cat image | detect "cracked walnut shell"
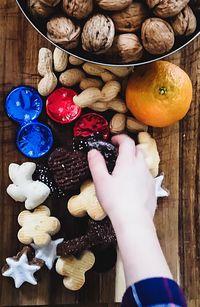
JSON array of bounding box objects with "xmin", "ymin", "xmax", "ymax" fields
[
  {"xmin": 82, "ymin": 14, "xmax": 115, "ymax": 54},
  {"xmin": 146, "ymin": 0, "xmax": 190, "ymax": 17},
  {"xmin": 105, "ymin": 34, "xmax": 143, "ymax": 64},
  {"xmin": 47, "ymin": 16, "xmax": 81, "ymax": 49},
  {"xmin": 112, "ymin": 2, "xmax": 149, "ymax": 33},
  {"xmin": 170, "ymin": 5, "xmax": 197, "ymax": 36},
  {"xmin": 63, "ymin": 0, "xmax": 93, "ymax": 19},
  {"xmin": 28, "ymin": 0, "xmax": 54, "ymax": 18},
  {"xmin": 141, "ymin": 18, "xmax": 175, "ymax": 55},
  {"xmin": 96, "ymin": 0, "xmax": 132, "ymax": 11}
]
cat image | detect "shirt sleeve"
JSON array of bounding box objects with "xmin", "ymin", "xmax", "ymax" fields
[{"xmin": 121, "ymin": 277, "xmax": 187, "ymax": 307}]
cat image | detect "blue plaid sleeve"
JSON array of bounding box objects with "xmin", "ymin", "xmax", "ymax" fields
[{"xmin": 121, "ymin": 277, "xmax": 187, "ymax": 307}]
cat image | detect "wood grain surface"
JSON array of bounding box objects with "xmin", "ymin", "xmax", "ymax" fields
[{"xmin": 0, "ymin": 1, "xmax": 200, "ymax": 306}]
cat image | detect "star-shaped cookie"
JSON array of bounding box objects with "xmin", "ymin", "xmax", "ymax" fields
[
  {"xmin": 155, "ymin": 175, "xmax": 169, "ymax": 198},
  {"xmin": 1, "ymin": 246, "xmax": 44, "ymax": 288},
  {"xmin": 31, "ymin": 238, "xmax": 64, "ymax": 270}
]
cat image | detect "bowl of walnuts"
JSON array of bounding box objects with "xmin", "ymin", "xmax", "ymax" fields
[{"xmin": 16, "ymin": 0, "xmax": 200, "ymax": 66}]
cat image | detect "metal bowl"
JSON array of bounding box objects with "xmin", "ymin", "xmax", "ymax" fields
[{"xmin": 16, "ymin": 0, "xmax": 200, "ymax": 67}]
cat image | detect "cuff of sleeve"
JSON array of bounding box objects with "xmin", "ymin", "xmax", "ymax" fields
[{"xmin": 121, "ymin": 277, "xmax": 187, "ymax": 307}]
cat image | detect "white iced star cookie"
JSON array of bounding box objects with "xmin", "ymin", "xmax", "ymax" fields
[
  {"xmin": 149, "ymin": 175, "xmax": 169, "ymax": 217},
  {"xmin": 155, "ymin": 175, "xmax": 169, "ymax": 198},
  {"xmin": 31, "ymin": 238, "xmax": 64, "ymax": 270},
  {"xmin": 1, "ymin": 246, "xmax": 44, "ymax": 288}
]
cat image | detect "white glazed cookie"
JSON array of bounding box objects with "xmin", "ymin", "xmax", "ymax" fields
[
  {"xmin": 1, "ymin": 246, "xmax": 44, "ymax": 288},
  {"xmin": 155, "ymin": 175, "xmax": 169, "ymax": 198},
  {"xmin": 31, "ymin": 238, "xmax": 64, "ymax": 269},
  {"xmin": 7, "ymin": 162, "xmax": 50, "ymax": 210}
]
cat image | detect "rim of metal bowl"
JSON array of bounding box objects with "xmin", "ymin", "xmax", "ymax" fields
[{"xmin": 16, "ymin": 0, "xmax": 200, "ymax": 67}]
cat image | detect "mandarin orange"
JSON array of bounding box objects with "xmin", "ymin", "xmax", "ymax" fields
[{"xmin": 126, "ymin": 61, "xmax": 193, "ymax": 127}]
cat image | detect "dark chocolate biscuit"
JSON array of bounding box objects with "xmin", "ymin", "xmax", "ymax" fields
[
  {"xmin": 57, "ymin": 217, "xmax": 117, "ymax": 257},
  {"xmin": 33, "ymin": 164, "xmax": 67, "ymax": 198},
  {"xmin": 73, "ymin": 134, "xmax": 118, "ymax": 173},
  {"xmin": 92, "ymin": 245, "xmax": 117, "ymax": 273},
  {"xmin": 87, "ymin": 218, "xmax": 116, "ymax": 246},
  {"xmin": 48, "ymin": 148, "xmax": 90, "ymax": 192}
]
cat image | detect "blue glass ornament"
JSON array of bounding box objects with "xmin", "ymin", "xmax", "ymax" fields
[{"xmin": 5, "ymin": 86, "xmax": 53, "ymax": 158}]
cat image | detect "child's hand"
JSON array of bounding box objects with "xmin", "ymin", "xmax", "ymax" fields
[
  {"xmin": 88, "ymin": 135, "xmax": 173, "ymax": 285},
  {"xmin": 88, "ymin": 134, "xmax": 157, "ymax": 227}
]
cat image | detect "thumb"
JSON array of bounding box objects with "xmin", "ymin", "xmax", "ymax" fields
[{"xmin": 88, "ymin": 149, "xmax": 110, "ymax": 185}]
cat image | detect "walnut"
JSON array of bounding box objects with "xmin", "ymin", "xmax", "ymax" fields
[
  {"xmin": 28, "ymin": 0, "xmax": 54, "ymax": 18},
  {"xmin": 170, "ymin": 5, "xmax": 197, "ymax": 36},
  {"xmin": 63, "ymin": 0, "xmax": 93, "ymax": 19},
  {"xmin": 105, "ymin": 34, "xmax": 143, "ymax": 64},
  {"xmin": 96, "ymin": 0, "xmax": 132, "ymax": 11},
  {"xmin": 47, "ymin": 16, "xmax": 81, "ymax": 49},
  {"xmin": 40, "ymin": 0, "xmax": 61, "ymax": 6},
  {"xmin": 141, "ymin": 18, "xmax": 175, "ymax": 55},
  {"xmin": 146, "ymin": 0, "xmax": 190, "ymax": 17},
  {"xmin": 112, "ymin": 3, "xmax": 149, "ymax": 33},
  {"xmin": 81, "ymin": 14, "xmax": 115, "ymax": 54}
]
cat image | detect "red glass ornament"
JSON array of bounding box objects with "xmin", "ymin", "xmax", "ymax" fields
[
  {"xmin": 46, "ymin": 87, "xmax": 81, "ymax": 124},
  {"xmin": 73, "ymin": 113, "xmax": 110, "ymax": 140}
]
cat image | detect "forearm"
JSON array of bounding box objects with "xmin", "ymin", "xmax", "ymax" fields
[{"xmin": 111, "ymin": 210, "xmax": 172, "ymax": 287}]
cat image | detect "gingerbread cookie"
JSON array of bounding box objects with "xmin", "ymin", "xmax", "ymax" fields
[
  {"xmin": 57, "ymin": 217, "xmax": 117, "ymax": 257},
  {"xmin": 7, "ymin": 162, "xmax": 50, "ymax": 210},
  {"xmin": 18, "ymin": 205, "xmax": 60, "ymax": 247},
  {"xmin": 48, "ymin": 148, "xmax": 90, "ymax": 192},
  {"xmin": 73, "ymin": 134, "xmax": 118, "ymax": 173},
  {"xmin": 68, "ymin": 180, "xmax": 106, "ymax": 221},
  {"xmin": 137, "ymin": 132, "xmax": 160, "ymax": 177},
  {"xmin": 56, "ymin": 250, "xmax": 95, "ymax": 291},
  {"xmin": 1, "ymin": 246, "xmax": 44, "ymax": 288}
]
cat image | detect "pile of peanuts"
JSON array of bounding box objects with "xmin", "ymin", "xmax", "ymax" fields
[{"xmin": 37, "ymin": 47, "xmax": 148, "ymax": 134}]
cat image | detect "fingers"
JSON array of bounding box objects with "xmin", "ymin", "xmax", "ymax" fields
[
  {"xmin": 136, "ymin": 146, "xmax": 154, "ymax": 178},
  {"xmin": 112, "ymin": 134, "xmax": 136, "ymax": 156},
  {"xmin": 112, "ymin": 134, "xmax": 136, "ymax": 166},
  {"xmin": 136, "ymin": 146, "xmax": 145, "ymax": 160},
  {"xmin": 88, "ymin": 149, "xmax": 110, "ymax": 185}
]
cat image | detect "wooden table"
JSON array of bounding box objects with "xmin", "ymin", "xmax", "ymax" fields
[{"xmin": 0, "ymin": 1, "xmax": 200, "ymax": 306}]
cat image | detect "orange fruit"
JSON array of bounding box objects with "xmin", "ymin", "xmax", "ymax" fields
[{"xmin": 126, "ymin": 61, "xmax": 193, "ymax": 127}]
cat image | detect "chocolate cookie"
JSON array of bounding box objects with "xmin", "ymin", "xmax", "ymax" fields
[
  {"xmin": 73, "ymin": 134, "xmax": 118, "ymax": 173},
  {"xmin": 92, "ymin": 245, "xmax": 117, "ymax": 273},
  {"xmin": 33, "ymin": 164, "xmax": 67, "ymax": 197},
  {"xmin": 48, "ymin": 148, "xmax": 90, "ymax": 192},
  {"xmin": 2, "ymin": 246, "xmax": 44, "ymax": 288},
  {"xmin": 57, "ymin": 217, "xmax": 117, "ymax": 257},
  {"xmin": 87, "ymin": 218, "xmax": 116, "ymax": 246}
]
